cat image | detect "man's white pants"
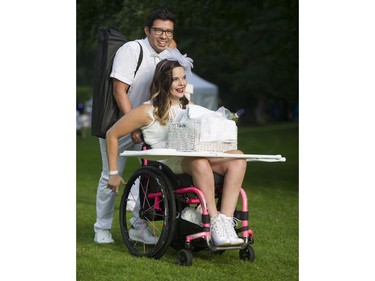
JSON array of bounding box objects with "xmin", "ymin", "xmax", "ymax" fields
[{"xmin": 94, "ymin": 135, "xmax": 142, "ymax": 232}]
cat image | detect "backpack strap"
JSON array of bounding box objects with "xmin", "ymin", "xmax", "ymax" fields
[
  {"xmin": 134, "ymin": 41, "xmax": 143, "ymax": 77},
  {"xmin": 126, "ymin": 42, "xmax": 143, "ymax": 94}
]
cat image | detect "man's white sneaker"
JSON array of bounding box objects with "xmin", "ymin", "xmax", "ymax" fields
[
  {"xmin": 94, "ymin": 229, "xmax": 115, "ymax": 244},
  {"xmin": 210, "ymin": 216, "xmax": 231, "ymax": 246},
  {"xmin": 219, "ymin": 213, "xmax": 244, "ymax": 246},
  {"xmin": 128, "ymin": 227, "xmax": 158, "ymax": 244}
]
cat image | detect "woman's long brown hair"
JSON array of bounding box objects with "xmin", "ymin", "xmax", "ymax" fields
[{"xmin": 149, "ymin": 59, "xmax": 189, "ymax": 125}]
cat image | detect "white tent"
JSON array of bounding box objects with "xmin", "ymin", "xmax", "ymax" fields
[{"xmin": 186, "ymin": 72, "xmax": 219, "ymax": 110}]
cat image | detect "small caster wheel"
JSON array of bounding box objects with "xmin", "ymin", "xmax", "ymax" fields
[
  {"xmin": 177, "ymin": 249, "xmax": 193, "ymax": 266},
  {"xmin": 239, "ymin": 245, "xmax": 255, "ymax": 262}
]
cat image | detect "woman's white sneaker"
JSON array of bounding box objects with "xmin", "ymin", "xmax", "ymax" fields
[
  {"xmin": 219, "ymin": 214, "xmax": 244, "ymax": 246},
  {"xmin": 210, "ymin": 216, "xmax": 231, "ymax": 246}
]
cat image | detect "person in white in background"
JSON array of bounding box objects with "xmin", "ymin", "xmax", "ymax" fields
[{"xmin": 78, "ymin": 109, "xmax": 90, "ymax": 138}]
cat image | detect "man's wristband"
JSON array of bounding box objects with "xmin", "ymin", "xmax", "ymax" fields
[{"xmin": 109, "ymin": 170, "xmax": 119, "ymax": 176}]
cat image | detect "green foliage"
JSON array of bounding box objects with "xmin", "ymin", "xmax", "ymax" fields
[
  {"xmin": 76, "ymin": 0, "xmax": 298, "ymax": 120},
  {"xmin": 77, "ymin": 86, "xmax": 93, "ymax": 105},
  {"xmin": 76, "ymin": 122, "xmax": 298, "ymax": 280}
]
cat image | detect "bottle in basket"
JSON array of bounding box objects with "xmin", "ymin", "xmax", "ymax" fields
[{"xmin": 230, "ymin": 108, "xmax": 245, "ymax": 123}]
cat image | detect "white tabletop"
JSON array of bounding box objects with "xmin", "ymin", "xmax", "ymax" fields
[{"xmin": 120, "ymin": 148, "xmax": 286, "ymax": 163}]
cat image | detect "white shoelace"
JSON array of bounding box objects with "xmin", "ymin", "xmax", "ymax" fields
[
  {"xmin": 221, "ymin": 215, "xmax": 239, "ymax": 238},
  {"xmin": 211, "ymin": 216, "xmax": 226, "ymax": 237}
]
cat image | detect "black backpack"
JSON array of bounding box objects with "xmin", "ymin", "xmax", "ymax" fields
[{"xmin": 91, "ymin": 27, "xmax": 143, "ymax": 138}]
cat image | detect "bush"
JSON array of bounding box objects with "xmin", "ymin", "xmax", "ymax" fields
[{"xmin": 77, "ymin": 85, "xmax": 93, "ymax": 104}]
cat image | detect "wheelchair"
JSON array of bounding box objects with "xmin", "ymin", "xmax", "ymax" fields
[{"xmin": 119, "ymin": 150, "xmax": 255, "ymax": 266}]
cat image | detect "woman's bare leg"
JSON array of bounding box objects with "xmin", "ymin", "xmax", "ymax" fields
[
  {"xmin": 209, "ymin": 150, "xmax": 247, "ymax": 217},
  {"xmin": 181, "ymin": 157, "xmax": 219, "ymax": 218}
]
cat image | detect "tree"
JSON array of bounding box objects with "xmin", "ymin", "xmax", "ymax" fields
[{"xmin": 77, "ymin": 0, "xmax": 298, "ymax": 124}]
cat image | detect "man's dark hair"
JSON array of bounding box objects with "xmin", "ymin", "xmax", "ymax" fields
[{"xmin": 145, "ymin": 8, "xmax": 176, "ymax": 28}]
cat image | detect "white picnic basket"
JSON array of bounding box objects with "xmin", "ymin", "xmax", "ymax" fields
[{"xmin": 167, "ymin": 120, "xmax": 237, "ymax": 152}]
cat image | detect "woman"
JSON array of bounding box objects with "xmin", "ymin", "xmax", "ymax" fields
[{"xmin": 106, "ymin": 50, "xmax": 246, "ymax": 246}]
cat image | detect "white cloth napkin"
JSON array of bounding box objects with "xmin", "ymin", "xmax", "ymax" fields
[
  {"xmin": 187, "ymin": 104, "xmax": 222, "ymax": 119},
  {"xmin": 199, "ymin": 117, "xmax": 237, "ymax": 142},
  {"xmin": 173, "ymin": 104, "xmax": 237, "ymax": 142}
]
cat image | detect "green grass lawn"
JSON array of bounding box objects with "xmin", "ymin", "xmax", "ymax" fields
[{"xmin": 76, "ymin": 122, "xmax": 298, "ymax": 281}]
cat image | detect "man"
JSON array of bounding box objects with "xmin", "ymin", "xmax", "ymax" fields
[{"xmin": 94, "ymin": 8, "xmax": 177, "ymax": 244}]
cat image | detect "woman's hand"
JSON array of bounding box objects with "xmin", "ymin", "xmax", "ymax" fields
[
  {"xmin": 107, "ymin": 174, "xmax": 126, "ymax": 195},
  {"xmin": 131, "ymin": 129, "xmax": 143, "ymax": 144}
]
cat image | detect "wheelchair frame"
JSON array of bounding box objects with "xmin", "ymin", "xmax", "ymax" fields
[{"xmin": 119, "ymin": 154, "xmax": 255, "ymax": 266}]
